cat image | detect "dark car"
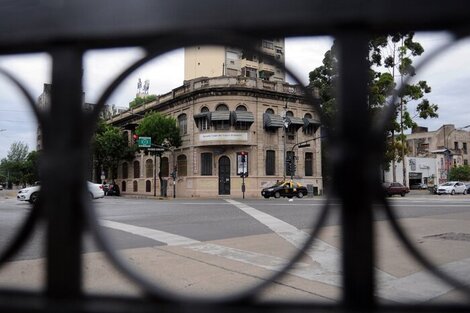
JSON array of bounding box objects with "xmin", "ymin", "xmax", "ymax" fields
[
  {"xmin": 106, "ymin": 183, "xmax": 120, "ymax": 196},
  {"xmin": 261, "ymin": 180, "xmax": 308, "ymax": 199},
  {"xmin": 383, "ymin": 182, "xmax": 410, "ymax": 197}
]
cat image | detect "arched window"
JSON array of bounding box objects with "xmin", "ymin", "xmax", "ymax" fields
[
  {"xmin": 214, "ymin": 103, "xmax": 230, "ymax": 130},
  {"xmin": 286, "ymin": 110, "xmax": 293, "ymax": 117},
  {"xmin": 265, "ymin": 108, "xmax": 274, "ymax": 114},
  {"xmin": 133, "ymin": 161, "xmax": 140, "ymax": 178},
  {"xmin": 145, "ymin": 159, "xmax": 153, "ymax": 178},
  {"xmin": 236, "ymin": 104, "xmax": 247, "ymax": 111},
  {"xmin": 122, "ymin": 162, "xmax": 128, "ymax": 179},
  {"xmin": 177, "ymin": 155, "xmax": 187, "ymax": 176},
  {"xmin": 216, "ymin": 103, "xmax": 229, "ymax": 111},
  {"xmin": 178, "ymin": 113, "xmax": 187, "ymax": 135},
  {"xmin": 303, "ymin": 113, "xmax": 318, "ymax": 136},
  {"xmin": 133, "ymin": 180, "xmax": 138, "ymax": 192},
  {"xmin": 146, "ymin": 180, "xmax": 151, "ymax": 192},
  {"xmin": 201, "ymin": 106, "xmax": 209, "ymax": 112},
  {"xmin": 161, "ymin": 157, "xmax": 169, "ymax": 177},
  {"xmin": 121, "ymin": 181, "xmax": 126, "ymax": 192}
]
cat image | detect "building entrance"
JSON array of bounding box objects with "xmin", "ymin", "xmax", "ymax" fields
[{"xmin": 218, "ymin": 156, "xmax": 231, "ymax": 195}]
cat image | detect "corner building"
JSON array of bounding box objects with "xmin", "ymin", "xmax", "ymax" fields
[{"xmin": 108, "ymin": 76, "xmax": 323, "ymax": 198}]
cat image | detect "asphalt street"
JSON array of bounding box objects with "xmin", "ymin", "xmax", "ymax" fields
[{"xmin": 0, "ymin": 191, "xmax": 469, "ymax": 302}]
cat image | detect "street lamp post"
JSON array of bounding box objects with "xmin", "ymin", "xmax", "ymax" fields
[{"xmin": 288, "ymin": 135, "xmax": 325, "ymax": 180}]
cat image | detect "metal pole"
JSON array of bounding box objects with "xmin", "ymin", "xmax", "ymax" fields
[
  {"xmin": 153, "ymin": 152, "xmax": 156, "ymax": 197},
  {"xmin": 242, "ymin": 161, "xmax": 245, "ymax": 199}
]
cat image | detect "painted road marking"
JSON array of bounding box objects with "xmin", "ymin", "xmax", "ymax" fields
[
  {"xmin": 100, "ymin": 202, "xmax": 469, "ymax": 303},
  {"xmin": 100, "ymin": 219, "xmax": 200, "ymax": 246}
]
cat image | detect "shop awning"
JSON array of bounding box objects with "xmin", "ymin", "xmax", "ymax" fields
[
  {"xmin": 210, "ymin": 111, "xmax": 231, "ymax": 121},
  {"xmin": 303, "ymin": 117, "xmax": 321, "ymax": 129},
  {"xmin": 285, "ymin": 116, "xmax": 304, "ymax": 130},
  {"xmin": 232, "ymin": 111, "xmax": 255, "ymax": 123},
  {"xmin": 193, "ymin": 112, "xmax": 211, "ymax": 122},
  {"xmin": 263, "ymin": 113, "xmax": 284, "ymax": 129}
]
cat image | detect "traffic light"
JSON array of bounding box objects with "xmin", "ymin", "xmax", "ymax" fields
[
  {"xmin": 132, "ymin": 134, "xmax": 139, "ymax": 145},
  {"xmin": 240, "ymin": 151, "xmax": 246, "ymax": 163}
]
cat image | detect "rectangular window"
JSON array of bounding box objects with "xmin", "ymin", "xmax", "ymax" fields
[
  {"xmin": 463, "ymin": 142, "xmax": 467, "ymax": 154},
  {"xmin": 266, "ymin": 150, "xmax": 275, "ymax": 175},
  {"xmin": 464, "ymin": 159, "xmax": 468, "ymax": 166},
  {"xmin": 235, "ymin": 122, "xmax": 251, "ymax": 130},
  {"xmin": 214, "ymin": 120, "xmax": 230, "ymax": 130},
  {"xmin": 262, "ymin": 40, "xmax": 274, "ymax": 49},
  {"xmin": 197, "ymin": 117, "xmax": 209, "ymax": 131},
  {"xmin": 454, "ymin": 141, "xmax": 459, "ymax": 150},
  {"xmin": 201, "ymin": 153, "xmax": 212, "ymax": 176},
  {"xmin": 305, "ymin": 152, "xmax": 313, "ymax": 176}
]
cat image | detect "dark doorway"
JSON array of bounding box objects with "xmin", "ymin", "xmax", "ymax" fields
[{"xmin": 218, "ymin": 156, "xmax": 231, "ymax": 195}]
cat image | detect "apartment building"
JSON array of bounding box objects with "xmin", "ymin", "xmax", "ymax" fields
[{"xmin": 184, "ymin": 39, "xmax": 285, "ymax": 82}]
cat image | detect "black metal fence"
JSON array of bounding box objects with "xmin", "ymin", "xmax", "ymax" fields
[{"xmin": 0, "ymin": 1, "xmax": 469, "ymax": 312}]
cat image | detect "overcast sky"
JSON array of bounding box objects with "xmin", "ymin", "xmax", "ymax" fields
[{"xmin": 0, "ymin": 32, "xmax": 469, "ymax": 160}]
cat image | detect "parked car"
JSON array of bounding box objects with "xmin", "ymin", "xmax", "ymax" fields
[
  {"xmin": 106, "ymin": 183, "xmax": 120, "ymax": 196},
  {"xmin": 436, "ymin": 181, "xmax": 467, "ymax": 195},
  {"xmin": 17, "ymin": 181, "xmax": 104, "ymax": 204},
  {"xmin": 261, "ymin": 180, "xmax": 308, "ymax": 199},
  {"xmin": 0, "ymin": 184, "xmax": 3, "ymax": 190},
  {"xmin": 383, "ymin": 182, "xmax": 410, "ymax": 197},
  {"xmin": 466, "ymin": 183, "xmax": 470, "ymax": 195},
  {"xmin": 410, "ymin": 182, "xmax": 428, "ymax": 190}
]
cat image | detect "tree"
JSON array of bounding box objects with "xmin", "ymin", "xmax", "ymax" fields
[
  {"xmin": 0, "ymin": 141, "xmax": 39, "ymax": 187},
  {"xmin": 7, "ymin": 141, "xmax": 29, "ymax": 162},
  {"xmin": 92, "ymin": 121, "xmax": 136, "ymax": 182},
  {"xmin": 309, "ymin": 33, "xmax": 438, "ymax": 184},
  {"xmin": 448, "ymin": 165, "xmax": 470, "ymax": 181},
  {"xmin": 135, "ymin": 112, "xmax": 182, "ymax": 196}
]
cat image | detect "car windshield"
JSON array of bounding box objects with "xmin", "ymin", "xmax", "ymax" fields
[{"xmin": 441, "ymin": 183, "xmax": 453, "ymax": 186}]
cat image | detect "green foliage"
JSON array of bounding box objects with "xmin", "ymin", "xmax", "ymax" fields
[
  {"xmin": 448, "ymin": 165, "xmax": 470, "ymax": 181},
  {"xmin": 0, "ymin": 142, "xmax": 39, "ymax": 186},
  {"xmin": 308, "ymin": 33, "xmax": 439, "ymax": 175},
  {"xmin": 129, "ymin": 95, "xmax": 157, "ymax": 109},
  {"xmin": 7, "ymin": 141, "xmax": 29, "ymax": 162},
  {"xmin": 92, "ymin": 123, "xmax": 136, "ymax": 180},
  {"xmin": 135, "ymin": 112, "xmax": 182, "ymax": 148}
]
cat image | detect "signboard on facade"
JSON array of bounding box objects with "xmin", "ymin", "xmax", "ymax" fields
[{"xmin": 199, "ymin": 133, "xmax": 248, "ymax": 142}]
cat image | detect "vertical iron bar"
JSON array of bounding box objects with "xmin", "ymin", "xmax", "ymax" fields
[
  {"xmin": 44, "ymin": 48, "xmax": 84, "ymax": 298},
  {"xmin": 336, "ymin": 33, "xmax": 375, "ymax": 310}
]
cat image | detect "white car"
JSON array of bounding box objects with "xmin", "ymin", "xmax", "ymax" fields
[
  {"xmin": 17, "ymin": 181, "xmax": 105, "ymax": 204},
  {"xmin": 436, "ymin": 181, "xmax": 467, "ymax": 195}
]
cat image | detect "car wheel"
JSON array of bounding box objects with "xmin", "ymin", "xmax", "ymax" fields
[
  {"xmin": 90, "ymin": 192, "xmax": 95, "ymax": 200},
  {"xmin": 463, "ymin": 189, "xmax": 467, "ymax": 195},
  {"xmin": 297, "ymin": 192, "xmax": 304, "ymax": 198},
  {"xmin": 400, "ymin": 192, "xmax": 405, "ymax": 197},
  {"xmin": 274, "ymin": 192, "xmax": 281, "ymax": 199},
  {"xmin": 29, "ymin": 192, "xmax": 39, "ymax": 204},
  {"xmin": 451, "ymin": 189, "xmax": 455, "ymax": 195}
]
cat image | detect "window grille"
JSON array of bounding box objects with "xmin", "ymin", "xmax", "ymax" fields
[{"xmin": 0, "ymin": 1, "xmax": 469, "ymax": 313}]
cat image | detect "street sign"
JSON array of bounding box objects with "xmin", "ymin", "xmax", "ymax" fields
[
  {"xmin": 148, "ymin": 147, "xmax": 165, "ymax": 152},
  {"xmin": 138, "ymin": 136, "xmax": 151, "ymax": 147}
]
